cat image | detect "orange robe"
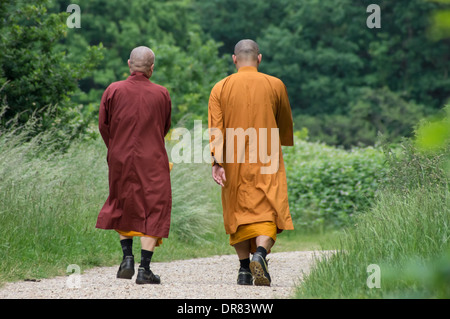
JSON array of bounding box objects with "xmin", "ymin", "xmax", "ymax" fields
[{"xmin": 208, "ymin": 66, "xmax": 294, "ymax": 243}]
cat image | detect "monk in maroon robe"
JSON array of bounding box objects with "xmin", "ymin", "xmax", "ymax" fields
[{"xmin": 96, "ymin": 46, "xmax": 172, "ymax": 284}]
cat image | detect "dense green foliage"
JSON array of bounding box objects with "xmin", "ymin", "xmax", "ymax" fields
[
  {"xmin": 48, "ymin": 0, "xmax": 227, "ymax": 124},
  {"xmin": 196, "ymin": 0, "xmax": 450, "ymax": 147},
  {"xmin": 284, "ymin": 134, "xmax": 385, "ymax": 230},
  {"xmin": 3, "ymin": 0, "xmax": 448, "ymax": 147},
  {"xmin": 0, "ymin": 1, "xmax": 102, "ymax": 130}
]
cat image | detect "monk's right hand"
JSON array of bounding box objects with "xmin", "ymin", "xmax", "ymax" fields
[{"xmin": 212, "ymin": 164, "xmax": 226, "ymax": 187}]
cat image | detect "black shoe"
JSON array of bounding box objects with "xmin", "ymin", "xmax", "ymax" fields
[
  {"xmin": 116, "ymin": 256, "xmax": 135, "ymax": 279},
  {"xmin": 135, "ymin": 267, "xmax": 161, "ymax": 285},
  {"xmin": 237, "ymin": 268, "xmax": 253, "ymax": 285},
  {"xmin": 250, "ymin": 252, "xmax": 271, "ymax": 286}
]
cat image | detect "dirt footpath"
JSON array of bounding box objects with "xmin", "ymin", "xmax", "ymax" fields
[{"xmin": 0, "ymin": 251, "xmax": 326, "ymax": 299}]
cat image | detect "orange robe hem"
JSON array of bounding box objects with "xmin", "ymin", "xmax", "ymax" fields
[
  {"xmin": 229, "ymin": 221, "xmax": 277, "ymax": 254},
  {"xmin": 115, "ymin": 230, "xmax": 163, "ymax": 247}
]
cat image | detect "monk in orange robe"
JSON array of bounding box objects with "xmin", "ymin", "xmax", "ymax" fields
[
  {"xmin": 208, "ymin": 39, "xmax": 294, "ymax": 286},
  {"xmin": 96, "ymin": 46, "xmax": 172, "ymax": 285}
]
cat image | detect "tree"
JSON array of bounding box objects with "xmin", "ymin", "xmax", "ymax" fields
[
  {"xmin": 258, "ymin": 0, "xmax": 449, "ymax": 114},
  {"xmin": 193, "ymin": 0, "xmax": 286, "ymax": 56},
  {"xmin": 49, "ymin": 0, "xmax": 227, "ymax": 123},
  {"xmin": 0, "ymin": 0, "xmax": 102, "ymax": 124},
  {"xmin": 296, "ymin": 87, "xmax": 427, "ymax": 148},
  {"xmin": 196, "ymin": 0, "xmax": 450, "ymax": 146}
]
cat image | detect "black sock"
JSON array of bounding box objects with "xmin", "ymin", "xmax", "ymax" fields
[
  {"xmin": 256, "ymin": 246, "xmax": 267, "ymax": 259},
  {"xmin": 239, "ymin": 258, "xmax": 250, "ymax": 270},
  {"xmin": 120, "ymin": 239, "xmax": 133, "ymax": 259},
  {"xmin": 140, "ymin": 249, "xmax": 154, "ymax": 270}
]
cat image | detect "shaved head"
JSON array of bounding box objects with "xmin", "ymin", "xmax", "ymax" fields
[
  {"xmin": 128, "ymin": 46, "xmax": 155, "ymax": 77},
  {"xmin": 234, "ymin": 39, "xmax": 260, "ymax": 62}
]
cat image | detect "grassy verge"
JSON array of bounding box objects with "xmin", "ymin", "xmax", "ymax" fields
[
  {"xmin": 295, "ymin": 185, "xmax": 449, "ymax": 298},
  {"xmin": 272, "ymin": 230, "xmax": 342, "ymax": 252},
  {"xmin": 295, "ymin": 116, "xmax": 450, "ymax": 298}
]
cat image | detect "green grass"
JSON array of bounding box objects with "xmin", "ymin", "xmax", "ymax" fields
[
  {"xmin": 272, "ymin": 230, "xmax": 342, "ymax": 252},
  {"xmin": 294, "ymin": 114, "xmax": 450, "ymax": 299},
  {"xmin": 295, "ymin": 185, "xmax": 450, "ymax": 298}
]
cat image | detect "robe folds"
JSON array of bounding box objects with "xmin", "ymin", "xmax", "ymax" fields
[
  {"xmin": 208, "ymin": 66, "xmax": 294, "ymax": 237},
  {"xmin": 96, "ymin": 71, "xmax": 172, "ymax": 238}
]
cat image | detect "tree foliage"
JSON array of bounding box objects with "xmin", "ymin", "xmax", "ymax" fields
[
  {"xmin": 49, "ymin": 0, "xmax": 227, "ymax": 124},
  {"xmin": 1, "ymin": 0, "xmax": 449, "ymax": 147},
  {"xmin": 196, "ymin": 0, "xmax": 450, "ymax": 147},
  {"xmin": 0, "ymin": 0, "xmax": 102, "ymax": 125}
]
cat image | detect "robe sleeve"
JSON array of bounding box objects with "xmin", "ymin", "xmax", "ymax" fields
[
  {"xmin": 208, "ymin": 82, "xmax": 224, "ymax": 166},
  {"xmin": 277, "ymin": 83, "xmax": 294, "ymax": 146},
  {"xmin": 99, "ymin": 87, "xmax": 111, "ymax": 148},
  {"xmin": 164, "ymin": 90, "xmax": 172, "ymax": 137}
]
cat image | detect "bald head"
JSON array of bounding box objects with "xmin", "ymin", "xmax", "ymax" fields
[
  {"xmin": 128, "ymin": 46, "xmax": 155, "ymax": 78},
  {"xmin": 232, "ymin": 39, "xmax": 262, "ymax": 69},
  {"xmin": 234, "ymin": 39, "xmax": 260, "ymax": 62}
]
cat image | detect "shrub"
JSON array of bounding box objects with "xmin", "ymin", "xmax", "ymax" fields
[{"xmin": 284, "ymin": 137, "xmax": 386, "ymax": 231}]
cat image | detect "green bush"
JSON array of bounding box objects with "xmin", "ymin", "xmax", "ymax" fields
[
  {"xmin": 284, "ymin": 135, "xmax": 386, "ymax": 231},
  {"xmin": 0, "ymin": 1, "xmax": 102, "ymax": 126}
]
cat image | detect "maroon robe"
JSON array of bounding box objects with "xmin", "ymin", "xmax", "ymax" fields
[{"xmin": 96, "ymin": 71, "xmax": 172, "ymax": 238}]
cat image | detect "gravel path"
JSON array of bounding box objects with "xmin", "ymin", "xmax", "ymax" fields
[{"xmin": 0, "ymin": 251, "xmax": 327, "ymax": 299}]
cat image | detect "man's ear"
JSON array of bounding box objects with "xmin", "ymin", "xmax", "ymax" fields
[
  {"xmin": 128, "ymin": 59, "xmax": 131, "ymax": 69},
  {"xmin": 232, "ymin": 54, "xmax": 237, "ymax": 65},
  {"xmin": 147, "ymin": 63, "xmax": 154, "ymax": 78},
  {"xmin": 257, "ymin": 54, "xmax": 262, "ymax": 65}
]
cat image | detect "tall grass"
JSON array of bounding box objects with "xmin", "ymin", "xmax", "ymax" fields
[
  {"xmin": 296, "ymin": 114, "xmax": 450, "ymax": 298},
  {"xmin": 296, "ymin": 186, "xmax": 449, "ymax": 298},
  {"xmin": 0, "ymin": 114, "xmax": 227, "ymax": 284}
]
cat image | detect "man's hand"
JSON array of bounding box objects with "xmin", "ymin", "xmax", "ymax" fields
[{"xmin": 212, "ymin": 164, "xmax": 226, "ymax": 187}]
